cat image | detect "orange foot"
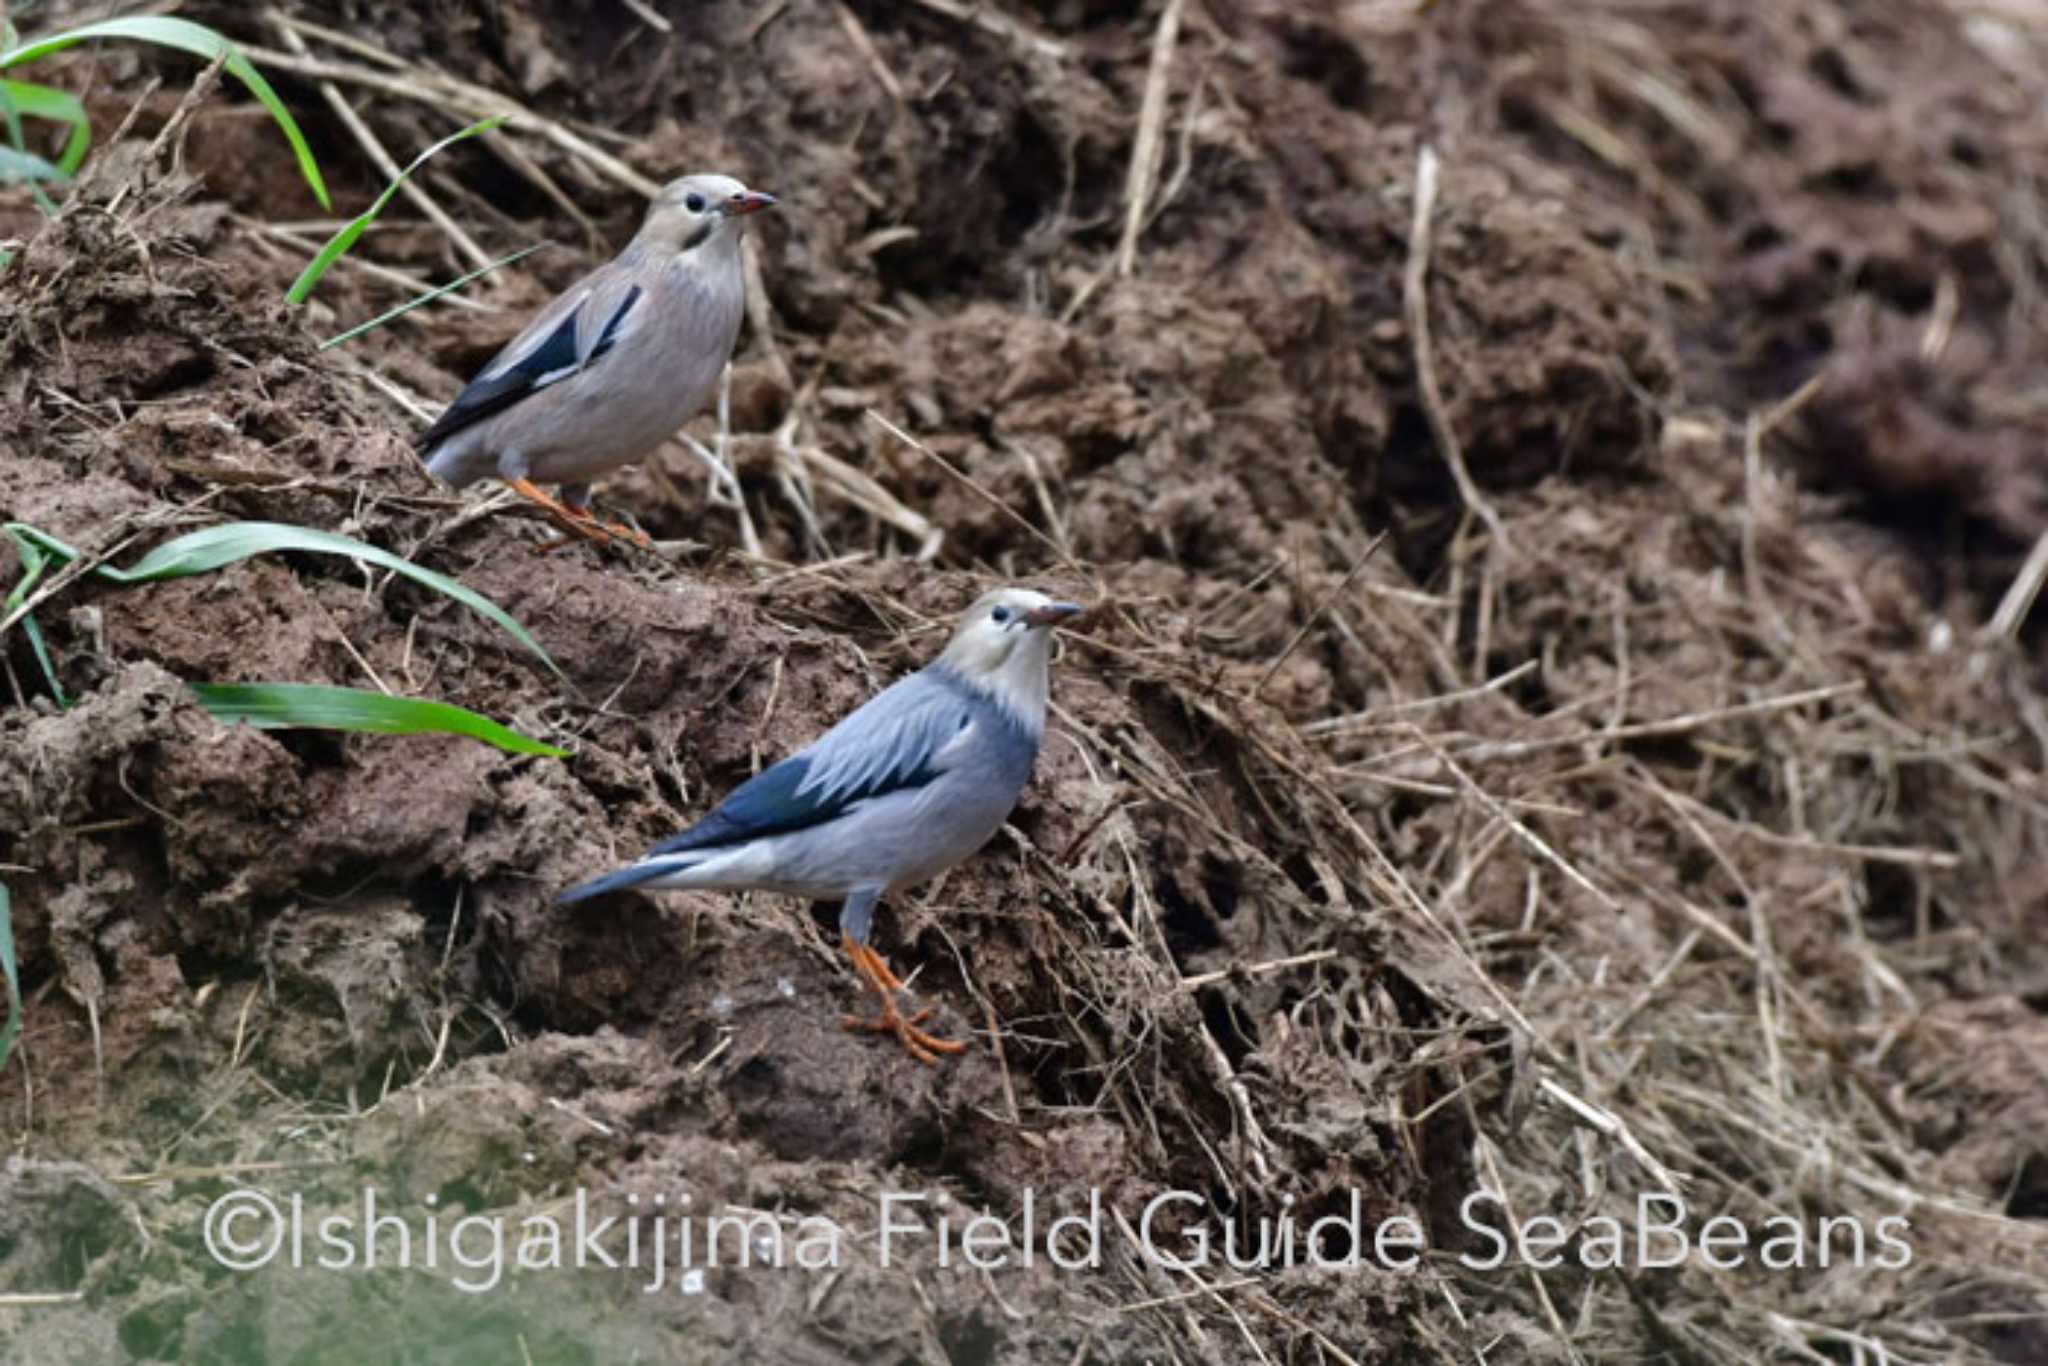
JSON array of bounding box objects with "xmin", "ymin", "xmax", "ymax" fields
[
  {"xmin": 507, "ymin": 477, "xmax": 651, "ymax": 552},
  {"xmin": 840, "ymin": 935, "xmax": 967, "ymax": 1065}
]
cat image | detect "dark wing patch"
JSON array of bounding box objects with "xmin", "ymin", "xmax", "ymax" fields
[
  {"xmin": 588, "ymin": 286, "xmax": 642, "ymax": 361},
  {"xmin": 415, "ymin": 286, "xmax": 643, "ymax": 451},
  {"xmin": 648, "ymin": 746, "xmax": 942, "ymax": 857}
]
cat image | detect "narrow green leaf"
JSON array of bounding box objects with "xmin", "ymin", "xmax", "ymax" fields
[
  {"xmin": 0, "ymin": 77, "xmax": 89, "ymax": 173},
  {"xmin": 0, "ymin": 68, "xmax": 25, "ymax": 152},
  {"xmin": 322, "ymin": 242, "xmax": 545, "ymax": 350},
  {"xmin": 2, "ymin": 523, "xmax": 52, "ymax": 615},
  {"xmin": 5, "ymin": 523, "xmax": 71, "ymax": 705},
  {"xmin": 0, "ymin": 16, "xmax": 330, "ymax": 209},
  {"xmin": 2, "ymin": 521, "xmax": 565, "ymax": 682},
  {"xmin": 17, "ymin": 614, "xmax": 66, "ymax": 708},
  {"xmin": 0, "ymin": 143, "xmax": 65, "ymax": 182},
  {"xmin": 0, "ymin": 881, "xmax": 21, "ymax": 1076},
  {"xmin": 287, "ymin": 115, "xmax": 506, "ymax": 305},
  {"xmin": 189, "ymin": 682, "xmax": 568, "ymax": 757}
]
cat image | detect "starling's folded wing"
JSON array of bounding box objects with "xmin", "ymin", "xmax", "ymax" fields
[
  {"xmin": 416, "ymin": 272, "xmax": 645, "ymax": 452},
  {"xmin": 651, "ymin": 670, "xmax": 979, "ymax": 856}
]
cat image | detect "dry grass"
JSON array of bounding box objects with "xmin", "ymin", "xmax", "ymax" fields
[
  {"xmin": 739, "ymin": 390, "xmax": 2048, "ymax": 1359},
  {"xmin": 8, "ymin": 0, "xmax": 2048, "ymax": 1360}
]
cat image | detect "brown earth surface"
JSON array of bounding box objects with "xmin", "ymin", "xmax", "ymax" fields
[{"xmin": 5, "ymin": 0, "xmax": 2048, "ymax": 1361}]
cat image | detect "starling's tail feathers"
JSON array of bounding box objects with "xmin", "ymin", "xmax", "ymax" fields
[{"xmin": 556, "ymin": 852, "xmax": 709, "ymax": 906}]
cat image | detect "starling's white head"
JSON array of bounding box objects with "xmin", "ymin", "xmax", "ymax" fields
[
  {"xmin": 937, "ymin": 588, "xmax": 1083, "ymax": 730},
  {"xmin": 636, "ymin": 173, "xmax": 776, "ymax": 255}
]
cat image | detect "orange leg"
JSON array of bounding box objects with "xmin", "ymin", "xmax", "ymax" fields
[
  {"xmin": 839, "ymin": 934, "xmax": 967, "ymax": 1065},
  {"xmin": 507, "ymin": 478, "xmax": 651, "ymax": 551},
  {"xmin": 858, "ymin": 944, "xmax": 905, "ymax": 993}
]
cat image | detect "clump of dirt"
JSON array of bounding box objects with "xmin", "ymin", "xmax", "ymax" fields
[
  {"xmin": 5, "ymin": 0, "xmax": 2048, "ymax": 1362},
  {"xmin": 1471, "ymin": 0, "xmax": 2048, "ymax": 581}
]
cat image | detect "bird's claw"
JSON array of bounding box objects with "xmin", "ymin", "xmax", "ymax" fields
[
  {"xmin": 507, "ymin": 478, "xmax": 651, "ymax": 553},
  {"xmin": 842, "ymin": 936, "xmax": 966, "ymax": 1065},
  {"xmin": 533, "ymin": 518, "xmax": 652, "ymax": 555},
  {"xmin": 841, "ymin": 1005, "xmax": 967, "ymax": 1066}
]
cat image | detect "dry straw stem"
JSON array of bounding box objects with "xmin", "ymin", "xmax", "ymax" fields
[
  {"xmin": 1499, "ymin": 4, "xmax": 1741, "ymax": 231},
  {"xmin": 231, "ymin": 213, "xmax": 493, "ymax": 309},
  {"xmin": 1741, "ymin": 371, "xmax": 1828, "ymax": 652},
  {"xmin": 1305, "ymin": 657, "xmax": 1538, "ymax": 738},
  {"xmin": 673, "ymin": 364, "xmax": 763, "ymax": 560},
  {"xmin": 247, "ymin": 12, "xmax": 660, "ymax": 199},
  {"xmin": 695, "ymin": 393, "xmax": 946, "ymax": 562},
  {"xmin": 784, "ymin": 442, "xmax": 944, "ymax": 561},
  {"xmin": 906, "ymin": 0, "xmax": 1069, "ymax": 61},
  {"xmin": 1986, "ymin": 521, "xmax": 2048, "ymax": 641},
  {"xmin": 1177, "ymin": 948, "xmax": 1337, "ymax": 990},
  {"xmin": 741, "ymin": 234, "xmax": 792, "ymax": 390},
  {"xmin": 1402, "ymin": 722, "xmax": 1626, "ymax": 916},
  {"xmin": 1404, "ymin": 145, "xmax": 1512, "ymax": 556},
  {"xmin": 1450, "ymin": 678, "xmax": 1866, "ymax": 761},
  {"xmin": 1055, "ymin": 0, "xmax": 1204, "ymax": 323},
  {"xmin": 1252, "ymin": 532, "xmax": 1383, "ymax": 697},
  {"xmin": 865, "ymin": 408, "xmax": 1091, "ymax": 580},
  {"xmin": 263, "ymin": 12, "xmax": 492, "ymax": 272},
  {"xmin": 833, "ymin": 1, "xmax": 905, "ymax": 105},
  {"xmin": 1116, "ymin": 0, "xmax": 1184, "ymax": 277},
  {"xmin": 616, "ymin": 0, "xmax": 672, "ymax": 35}
]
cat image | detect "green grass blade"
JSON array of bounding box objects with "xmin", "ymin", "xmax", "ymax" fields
[
  {"xmin": 1, "ymin": 526, "xmax": 63, "ymax": 704},
  {"xmin": 0, "ymin": 881, "xmax": 20, "ymax": 1076},
  {"xmin": 322, "ymin": 242, "xmax": 545, "ymax": 350},
  {"xmin": 0, "ymin": 528, "xmax": 61, "ymax": 701},
  {"xmin": 0, "ymin": 79, "xmax": 60, "ymax": 210},
  {"xmin": 2, "ymin": 521, "xmax": 565, "ymax": 682},
  {"xmin": 0, "ymin": 15, "xmax": 330, "ymax": 210},
  {"xmin": 189, "ymin": 682, "xmax": 568, "ymax": 757},
  {"xmin": 287, "ymin": 115, "xmax": 505, "ymax": 305},
  {"xmin": 2, "ymin": 524, "xmax": 59, "ymax": 700},
  {"xmin": 0, "ymin": 143, "xmax": 64, "ymax": 182},
  {"xmin": 2, "ymin": 522, "xmax": 54, "ymax": 615},
  {"xmin": 0, "ymin": 76, "xmax": 88, "ymax": 173},
  {"xmin": 0, "ymin": 81, "xmax": 68, "ymax": 200},
  {"xmin": 0, "ymin": 66, "xmax": 23, "ymax": 150},
  {"xmin": 16, "ymin": 614, "xmax": 66, "ymax": 707}
]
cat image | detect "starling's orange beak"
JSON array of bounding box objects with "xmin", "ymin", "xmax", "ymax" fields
[{"xmin": 723, "ymin": 190, "xmax": 777, "ymax": 216}]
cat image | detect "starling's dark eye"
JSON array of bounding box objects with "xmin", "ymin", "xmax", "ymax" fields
[
  {"xmin": 991, "ymin": 605, "xmax": 1013, "ymax": 625},
  {"xmin": 684, "ymin": 193, "xmax": 707, "ymax": 213}
]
